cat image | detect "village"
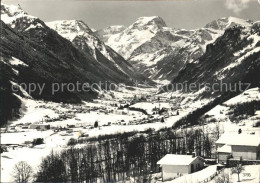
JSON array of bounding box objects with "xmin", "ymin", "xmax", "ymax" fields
[{"xmin": 1, "ymin": 86, "xmax": 260, "ymax": 183}]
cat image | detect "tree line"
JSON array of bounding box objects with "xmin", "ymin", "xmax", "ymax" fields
[{"xmin": 35, "ymin": 127, "xmax": 213, "ymax": 183}]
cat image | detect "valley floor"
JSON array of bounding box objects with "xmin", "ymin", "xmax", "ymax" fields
[{"xmin": 1, "ymin": 85, "xmax": 260, "ymax": 182}]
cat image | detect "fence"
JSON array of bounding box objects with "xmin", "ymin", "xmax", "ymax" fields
[
  {"xmin": 227, "ymin": 159, "xmax": 260, "ymax": 168},
  {"xmin": 198, "ymin": 167, "xmax": 224, "ymax": 183}
]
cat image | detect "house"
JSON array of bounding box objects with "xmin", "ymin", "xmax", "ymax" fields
[
  {"xmin": 216, "ymin": 133, "xmax": 260, "ymax": 163},
  {"xmin": 157, "ymin": 154, "xmax": 204, "ymax": 181},
  {"xmin": 30, "ymin": 124, "xmax": 50, "ymax": 130}
]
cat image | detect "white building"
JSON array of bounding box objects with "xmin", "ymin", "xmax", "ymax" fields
[
  {"xmin": 216, "ymin": 133, "xmax": 260, "ymax": 163},
  {"xmin": 157, "ymin": 154, "xmax": 204, "ymax": 181}
]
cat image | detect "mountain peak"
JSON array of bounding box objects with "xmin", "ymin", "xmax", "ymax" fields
[
  {"xmin": 131, "ymin": 16, "xmax": 167, "ymax": 29},
  {"xmin": 1, "ymin": 3, "xmax": 43, "ymax": 31},
  {"xmin": 47, "ymin": 20, "xmax": 93, "ymax": 41},
  {"xmin": 47, "ymin": 20, "xmax": 91, "ymax": 33},
  {"xmin": 1, "ymin": 3, "xmax": 25, "ymax": 16},
  {"xmin": 205, "ymin": 16, "xmax": 253, "ymax": 30}
]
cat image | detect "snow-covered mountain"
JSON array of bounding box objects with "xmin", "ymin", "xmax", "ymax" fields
[
  {"xmin": 204, "ymin": 16, "xmax": 253, "ymax": 30},
  {"xmin": 46, "ymin": 20, "xmax": 148, "ymax": 83},
  {"xmin": 105, "ymin": 16, "xmax": 169, "ymax": 60},
  {"xmin": 100, "ymin": 16, "xmax": 253, "ymax": 80},
  {"xmin": 163, "ymin": 21, "xmax": 260, "ymax": 98},
  {"xmin": 47, "ymin": 20, "xmax": 112, "ymax": 61}
]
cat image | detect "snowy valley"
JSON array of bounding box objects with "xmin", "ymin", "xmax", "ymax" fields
[{"xmin": 1, "ymin": 2, "xmax": 260, "ymax": 183}]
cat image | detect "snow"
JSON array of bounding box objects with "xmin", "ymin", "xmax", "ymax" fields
[
  {"xmin": 108, "ymin": 28, "xmax": 155, "ymax": 59},
  {"xmin": 1, "ymin": 4, "xmax": 37, "ymax": 27},
  {"xmin": 137, "ymin": 16, "xmax": 165, "ymax": 25},
  {"xmin": 106, "ymin": 16, "xmax": 168, "ymax": 60},
  {"xmin": 205, "ymin": 105, "xmax": 229, "ymax": 120},
  {"xmin": 0, "ymin": 130, "xmax": 70, "ymax": 182},
  {"xmin": 234, "ymin": 34, "xmax": 260, "ymax": 57},
  {"xmin": 230, "ymin": 165, "xmax": 260, "ymax": 183},
  {"xmin": 1, "ymin": 147, "xmax": 53, "ymax": 182},
  {"xmin": 201, "ymin": 28, "xmax": 224, "ymax": 52},
  {"xmin": 105, "ymin": 16, "xmax": 237, "ymax": 79},
  {"xmin": 12, "ymin": 68, "xmax": 19, "ymax": 75},
  {"xmin": 216, "ymin": 133, "xmax": 260, "ymax": 147},
  {"xmin": 101, "ymin": 25, "xmax": 126, "ymax": 34},
  {"xmin": 157, "ymin": 154, "xmax": 199, "ymax": 166},
  {"xmin": 214, "ymin": 32, "xmax": 260, "ymax": 78},
  {"xmin": 24, "ymin": 23, "xmax": 43, "ymax": 31},
  {"xmin": 130, "ymin": 102, "xmax": 171, "ymax": 114},
  {"xmin": 167, "ymin": 165, "xmax": 218, "ymax": 183},
  {"xmin": 224, "ymin": 87, "xmax": 260, "ymax": 106},
  {"xmin": 210, "ymin": 165, "xmax": 260, "ymax": 183},
  {"xmin": 201, "ymin": 87, "xmax": 260, "ymax": 139},
  {"xmin": 223, "ymin": 47, "xmax": 260, "ymax": 71},
  {"xmin": 10, "ymin": 82, "xmax": 32, "ymax": 98},
  {"xmin": 217, "ymin": 144, "xmax": 232, "ymax": 153},
  {"xmin": 8, "ymin": 96, "xmax": 59, "ymax": 125},
  {"xmin": 205, "ymin": 17, "xmax": 252, "ymax": 31},
  {"xmin": 1, "ymin": 84, "xmax": 258, "ymax": 182},
  {"xmin": 1, "ymin": 131, "xmax": 53, "ymax": 145},
  {"xmin": 226, "ymin": 17, "xmax": 252, "ymax": 28},
  {"xmin": 47, "ymin": 20, "xmax": 131, "ymax": 75},
  {"xmin": 47, "ymin": 20, "xmax": 87, "ymax": 41},
  {"xmin": 9, "ymin": 57, "xmax": 28, "ymax": 67}
]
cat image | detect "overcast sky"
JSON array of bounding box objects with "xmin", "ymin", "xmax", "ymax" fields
[{"xmin": 3, "ymin": 0, "xmax": 260, "ymax": 30}]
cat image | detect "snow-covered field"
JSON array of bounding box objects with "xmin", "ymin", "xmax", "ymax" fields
[
  {"xmin": 1, "ymin": 131, "xmax": 76, "ymax": 182},
  {"xmin": 203, "ymin": 87, "xmax": 260, "ymax": 136},
  {"xmin": 1, "ymin": 86, "xmax": 191, "ymax": 182},
  {"xmin": 166, "ymin": 165, "xmax": 218, "ymax": 183},
  {"xmin": 209, "ymin": 165, "xmax": 260, "ymax": 183}
]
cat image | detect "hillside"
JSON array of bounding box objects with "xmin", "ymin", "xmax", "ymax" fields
[{"xmin": 0, "ymin": 4, "xmax": 148, "ymax": 126}]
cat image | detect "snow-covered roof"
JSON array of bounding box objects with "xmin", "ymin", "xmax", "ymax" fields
[
  {"xmin": 157, "ymin": 154, "xmax": 203, "ymax": 166},
  {"xmin": 217, "ymin": 144, "xmax": 232, "ymax": 153},
  {"xmin": 216, "ymin": 133, "xmax": 260, "ymax": 147},
  {"xmin": 255, "ymin": 110, "xmax": 260, "ymax": 116}
]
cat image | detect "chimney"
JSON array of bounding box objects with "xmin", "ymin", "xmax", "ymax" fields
[{"xmin": 192, "ymin": 152, "xmax": 196, "ymax": 158}]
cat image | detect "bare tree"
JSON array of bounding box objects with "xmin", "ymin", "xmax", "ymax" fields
[
  {"xmin": 231, "ymin": 164, "xmax": 245, "ymax": 182},
  {"xmin": 11, "ymin": 161, "xmax": 33, "ymax": 183}
]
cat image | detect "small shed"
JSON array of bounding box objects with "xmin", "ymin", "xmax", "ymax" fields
[{"xmin": 157, "ymin": 154, "xmax": 204, "ymax": 181}]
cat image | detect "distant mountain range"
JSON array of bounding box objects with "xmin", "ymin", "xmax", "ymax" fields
[{"xmin": 96, "ymin": 16, "xmax": 255, "ymax": 80}]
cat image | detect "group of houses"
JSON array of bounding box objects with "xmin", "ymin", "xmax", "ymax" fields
[{"xmin": 157, "ymin": 132, "xmax": 260, "ymax": 181}]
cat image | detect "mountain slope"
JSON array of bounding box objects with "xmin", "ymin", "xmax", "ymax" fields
[
  {"xmin": 46, "ymin": 20, "xmax": 148, "ymax": 83},
  {"xmin": 1, "ymin": 4, "xmax": 148, "ymax": 85},
  {"xmin": 95, "ymin": 25, "xmax": 126, "ymax": 42},
  {"xmin": 164, "ymin": 21, "xmax": 260, "ymax": 99},
  {"xmin": 0, "ymin": 19, "xmax": 99, "ymax": 126}
]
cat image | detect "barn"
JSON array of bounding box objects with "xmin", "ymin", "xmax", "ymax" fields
[{"xmin": 216, "ymin": 133, "xmax": 260, "ymax": 163}]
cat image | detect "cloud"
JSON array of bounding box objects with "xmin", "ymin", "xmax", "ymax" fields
[{"xmin": 225, "ymin": 0, "xmax": 251, "ymax": 14}]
